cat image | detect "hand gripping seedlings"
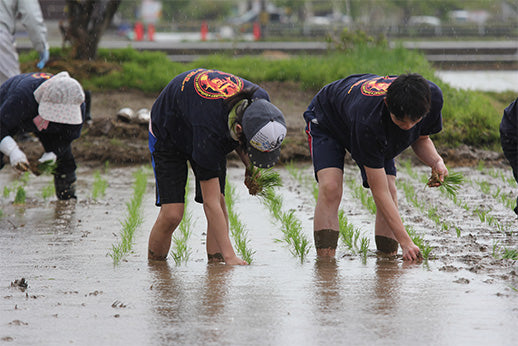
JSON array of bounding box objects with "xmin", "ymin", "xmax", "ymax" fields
[
  {"xmin": 245, "ymin": 164, "xmax": 282, "ymax": 197},
  {"xmin": 427, "ymin": 171, "xmax": 465, "ymax": 198}
]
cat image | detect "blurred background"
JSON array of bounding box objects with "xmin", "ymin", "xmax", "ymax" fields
[{"xmin": 36, "ymin": 0, "xmax": 518, "ymax": 42}]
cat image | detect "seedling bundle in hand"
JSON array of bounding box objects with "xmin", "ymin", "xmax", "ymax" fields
[
  {"xmin": 29, "ymin": 159, "xmax": 57, "ymax": 176},
  {"xmin": 427, "ymin": 171, "xmax": 465, "ymax": 197},
  {"xmin": 245, "ymin": 164, "xmax": 282, "ymax": 197}
]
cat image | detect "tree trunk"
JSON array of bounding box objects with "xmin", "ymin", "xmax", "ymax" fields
[{"xmin": 64, "ymin": 0, "xmax": 121, "ymax": 60}]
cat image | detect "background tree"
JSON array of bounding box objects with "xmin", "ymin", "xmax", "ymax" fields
[{"xmin": 62, "ymin": 0, "xmax": 121, "ymax": 60}]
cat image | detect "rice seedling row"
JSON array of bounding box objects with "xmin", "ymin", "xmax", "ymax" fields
[
  {"xmin": 225, "ymin": 180, "xmax": 255, "ymax": 264},
  {"xmin": 254, "ymin": 168, "xmax": 311, "ymax": 263},
  {"xmin": 110, "ymin": 168, "xmax": 148, "ymax": 265},
  {"xmin": 170, "ymin": 177, "xmax": 194, "ymax": 265}
]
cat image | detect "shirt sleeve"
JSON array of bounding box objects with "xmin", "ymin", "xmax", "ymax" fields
[
  {"xmin": 0, "ymin": 89, "xmax": 38, "ymax": 139},
  {"xmin": 422, "ymin": 82, "xmax": 444, "ymax": 136},
  {"xmin": 18, "ymin": 0, "xmax": 48, "ymax": 53}
]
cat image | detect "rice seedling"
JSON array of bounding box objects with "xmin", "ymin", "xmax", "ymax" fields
[
  {"xmin": 455, "ymin": 225, "xmax": 461, "ymax": 238},
  {"xmin": 30, "ymin": 159, "xmax": 57, "ymax": 176},
  {"xmin": 492, "ymin": 241, "xmax": 518, "ymax": 260},
  {"xmin": 260, "ymin": 188, "xmax": 283, "ymax": 220},
  {"xmin": 225, "ymin": 181, "xmax": 255, "ymax": 264},
  {"xmin": 345, "ymin": 179, "xmax": 376, "ymax": 214},
  {"xmin": 41, "ymin": 182, "xmax": 55, "ymax": 200},
  {"xmin": 502, "ymin": 248, "xmax": 518, "ymax": 260},
  {"xmin": 171, "ymin": 208, "xmax": 193, "ymax": 265},
  {"xmin": 257, "ymin": 176, "xmax": 311, "ymax": 262},
  {"xmin": 246, "ymin": 164, "xmax": 282, "ymax": 197},
  {"xmin": 427, "ymin": 171, "xmax": 465, "ymax": 198},
  {"xmin": 338, "ymin": 210, "xmax": 360, "ymax": 253},
  {"xmin": 169, "ymin": 175, "xmax": 193, "ymax": 264},
  {"xmin": 14, "ymin": 186, "xmax": 26, "ymax": 204},
  {"xmin": 476, "ymin": 180, "xmax": 491, "ymax": 194},
  {"xmin": 3, "ymin": 186, "xmax": 9, "ymax": 198},
  {"xmin": 406, "ymin": 224, "xmax": 433, "ymax": 260},
  {"xmin": 359, "ymin": 237, "xmax": 370, "ymax": 263},
  {"xmin": 401, "ymin": 159, "xmax": 418, "ymax": 179},
  {"xmin": 92, "ymin": 170, "xmax": 109, "ymax": 200},
  {"xmin": 276, "ymin": 209, "xmax": 311, "ymax": 263},
  {"xmin": 110, "ymin": 168, "xmax": 148, "ymax": 265}
]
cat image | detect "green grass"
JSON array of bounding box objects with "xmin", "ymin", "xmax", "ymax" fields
[{"xmin": 21, "ymin": 43, "xmax": 514, "ymax": 150}]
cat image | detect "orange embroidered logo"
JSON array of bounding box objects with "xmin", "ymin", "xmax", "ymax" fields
[{"xmin": 193, "ymin": 70, "xmax": 243, "ymax": 99}]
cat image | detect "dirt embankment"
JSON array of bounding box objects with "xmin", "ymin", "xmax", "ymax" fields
[{"xmin": 18, "ymin": 82, "xmax": 506, "ymax": 169}]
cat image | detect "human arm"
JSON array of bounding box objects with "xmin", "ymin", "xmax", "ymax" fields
[
  {"xmin": 364, "ymin": 166, "xmax": 421, "ymax": 260},
  {"xmin": 235, "ymin": 145, "xmax": 261, "ymax": 194},
  {"xmin": 411, "ymin": 135, "xmax": 448, "ymax": 186},
  {"xmin": 0, "ymin": 136, "xmax": 29, "ymax": 172},
  {"xmin": 200, "ymin": 177, "xmax": 246, "ymax": 265},
  {"xmin": 18, "ymin": 0, "xmax": 49, "ymax": 68}
]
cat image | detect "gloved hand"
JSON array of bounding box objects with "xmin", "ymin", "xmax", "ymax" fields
[
  {"xmin": 0, "ymin": 136, "xmax": 29, "ymax": 173},
  {"xmin": 38, "ymin": 152, "xmax": 57, "ymax": 164},
  {"xmin": 29, "ymin": 151, "xmax": 57, "ymax": 175},
  {"xmin": 54, "ymin": 172, "xmax": 77, "ymax": 200},
  {"xmin": 37, "ymin": 49, "xmax": 50, "ymax": 69}
]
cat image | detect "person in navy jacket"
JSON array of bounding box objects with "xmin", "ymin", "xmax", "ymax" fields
[
  {"xmin": 148, "ymin": 69, "xmax": 287, "ymax": 265},
  {"xmin": 304, "ymin": 73, "xmax": 447, "ymax": 260},
  {"xmin": 500, "ymin": 97, "xmax": 518, "ymax": 215},
  {"xmin": 0, "ymin": 71, "xmax": 85, "ymax": 200}
]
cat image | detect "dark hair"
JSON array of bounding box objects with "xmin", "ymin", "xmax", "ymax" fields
[
  {"xmin": 385, "ymin": 73, "xmax": 431, "ymax": 121},
  {"xmin": 224, "ymin": 86, "xmax": 258, "ymax": 146}
]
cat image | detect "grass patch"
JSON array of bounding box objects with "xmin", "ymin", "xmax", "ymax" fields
[{"xmin": 20, "ymin": 43, "xmax": 514, "ymax": 150}]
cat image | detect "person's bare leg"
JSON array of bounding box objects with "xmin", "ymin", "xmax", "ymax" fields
[
  {"xmin": 148, "ymin": 203, "xmax": 184, "ymax": 260},
  {"xmin": 374, "ymin": 175, "xmax": 399, "ymax": 256},
  {"xmin": 206, "ymin": 193, "xmax": 228, "ymax": 263},
  {"xmin": 313, "ymin": 168, "xmax": 343, "ymax": 257},
  {"xmin": 201, "ymin": 180, "xmax": 246, "ymax": 265}
]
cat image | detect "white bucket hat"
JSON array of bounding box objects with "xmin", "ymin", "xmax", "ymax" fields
[{"xmin": 33, "ymin": 71, "xmax": 85, "ymax": 125}]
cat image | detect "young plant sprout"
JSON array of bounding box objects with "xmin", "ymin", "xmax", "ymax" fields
[
  {"xmin": 427, "ymin": 171, "xmax": 465, "ymax": 197},
  {"xmin": 246, "ymin": 163, "xmax": 282, "ymax": 197}
]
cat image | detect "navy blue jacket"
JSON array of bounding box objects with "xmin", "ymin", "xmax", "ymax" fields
[{"xmin": 0, "ymin": 72, "xmax": 85, "ymax": 175}]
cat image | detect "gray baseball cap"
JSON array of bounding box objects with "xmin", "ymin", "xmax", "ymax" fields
[{"xmin": 242, "ymin": 99, "xmax": 287, "ymax": 168}]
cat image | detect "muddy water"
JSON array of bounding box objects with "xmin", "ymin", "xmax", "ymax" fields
[{"xmin": 1, "ymin": 163, "xmax": 517, "ymax": 345}]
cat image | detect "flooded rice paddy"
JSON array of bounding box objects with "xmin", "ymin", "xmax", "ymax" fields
[{"xmin": 1, "ymin": 162, "xmax": 517, "ymax": 345}]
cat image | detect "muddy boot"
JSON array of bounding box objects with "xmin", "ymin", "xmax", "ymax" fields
[
  {"xmin": 314, "ymin": 229, "xmax": 339, "ymax": 257},
  {"xmin": 208, "ymin": 253, "xmax": 225, "ymax": 263},
  {"xmin": 375, "ymin": 235, "xmax": 399, "ymax": 257}
]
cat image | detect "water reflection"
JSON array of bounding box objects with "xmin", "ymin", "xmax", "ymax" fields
[
  {"xmin": 373, "ymin": 258, "xmax": 402, "ymax": 315},
  {"xmin": 313, "ymin": 257, "xmax": 342, "ymax": 312},
  {"xmin": 147, "ymin": 261, "xmax": 184, "ymax": 323},
  {"xmin": 199, "ymin": 264, "xmax": 233, "ymax": 318}
]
